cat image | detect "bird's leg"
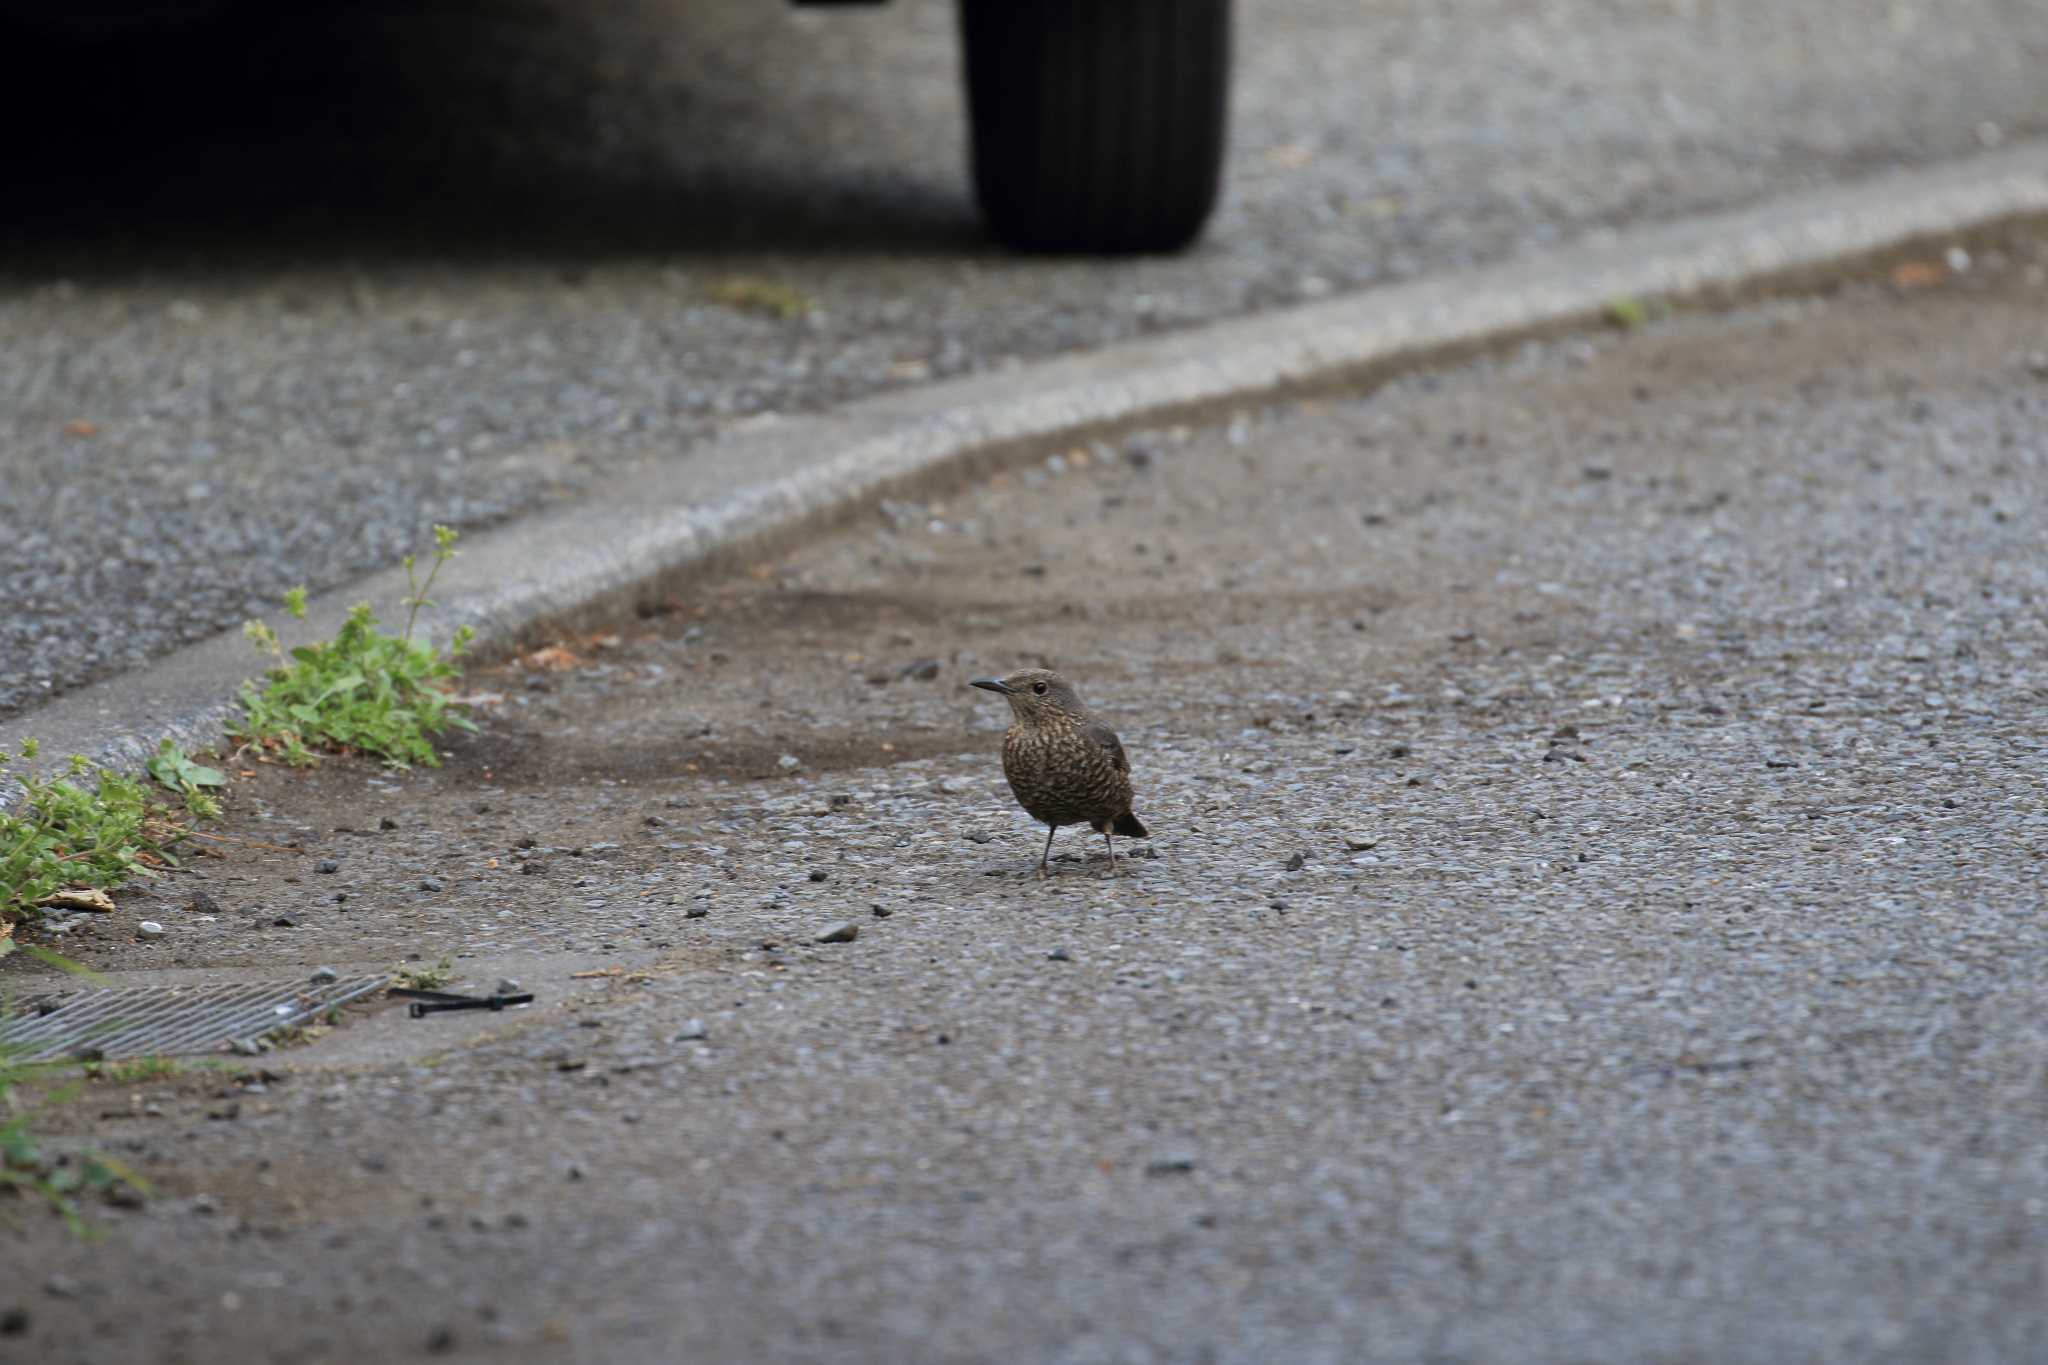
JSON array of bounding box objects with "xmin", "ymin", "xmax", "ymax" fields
[
  {"xmin": 1040, "ymin": 824, "xmax": 1057, "ymax": 879},
  {"xmin": 1103, "ymin": 827, "xmax": 1117, "ymax": 880}
]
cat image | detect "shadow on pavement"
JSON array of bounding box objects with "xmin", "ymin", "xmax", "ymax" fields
[{"xmin": 0, "ymin": 0, "xmax": 983, "ymax": 279}]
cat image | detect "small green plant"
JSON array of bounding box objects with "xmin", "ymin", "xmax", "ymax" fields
[
  {"xmin": 706, "ymin": 275, "xmax": 811, "ymax": 320},
  {"xmin": 1, "ymin": 1075, "xmax": 152, "ymax": 1231},
  {"xmin": 1603, "ymin": 295, "xmax": 1674, "ymax": 330},
  {"xmin": 234, "ymin": 526, "xmax": 478, "ymax": 769},
  {"xmin": 92, "ymin": 1056, "xmax": 180, "ymax": 1085},
  {"xmin": 1603, "ymin": 296, "xmax": 1649, "ymax": 328},
  {"xmin": 2, "ymin": 953, "xmax": 150, "ymax": 1232},
  {"xmin": 392, "ymin": 956, "xmax": 454, "ymax": 991},
  {"xmin": 1, "ymin": 741, "xmax": 185, "ymax": 925},
  {"xmin": 145, "ymin": 739, "xmax": 225, "ymax": 820}
]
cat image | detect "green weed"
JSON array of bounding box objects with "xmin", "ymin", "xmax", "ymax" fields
[
  {"xmin": 234, "ymin": 526, "xmax": 478, "ymax": 769},
  {"xmin": 707, "ymin": 275, "xmax": 811, "ymax": 320},
  {"xmin": 1603, "ymin": 295, "xmax": 1672, "ymax": 329},
  {"xmin": 1, "ymin": 742, "xmax": 186, "ymax": 925},
  {"xmin": 1603, "ymin": 296, "xmax": 1648, "ymax": 328},
  {"xmin": 392, "ymin": 956, "xmax": 454, "ymax": 991},
  {"xmin": 1, "ymin": 1079, "xmax": 153, "ymax": 1231},
  {"xmin": 1, "ymin": 952, "xmax": 150, "ymax": 1231},
  {"xmin": 145, "ymin": 739, "xmax": 225, "ymax": 820},
  {"xmin": 92, "ymin": 1056, "xmax": 180, "ymax": 1085}
]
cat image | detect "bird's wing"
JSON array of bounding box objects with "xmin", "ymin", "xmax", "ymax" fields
[{"xmin": 1082, "ymin": 721, "xmax": 1130, "ymax": 773}]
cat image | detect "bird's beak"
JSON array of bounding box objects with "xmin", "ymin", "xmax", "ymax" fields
[{"xmin": 969, "ymin": 678, "xmax": 1013, "ymax": 695}]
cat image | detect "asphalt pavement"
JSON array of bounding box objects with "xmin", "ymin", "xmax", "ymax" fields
[
  {"xmin": 7, "ymin": 0, "xmax": 2048, "ymax": 717},
  {"xmin": 7, "ymin": 253, "xmax": 2046, "ymax": 1363}
]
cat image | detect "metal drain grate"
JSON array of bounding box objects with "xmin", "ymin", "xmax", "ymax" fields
[{"xmin": 0, "ymin": 975, "xmax": 390, "ymax": 1062}]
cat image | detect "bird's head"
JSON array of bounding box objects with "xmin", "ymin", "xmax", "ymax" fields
[{"xmin": 970, "ymin": 668, "xmax": 1085, "ymax": 725}]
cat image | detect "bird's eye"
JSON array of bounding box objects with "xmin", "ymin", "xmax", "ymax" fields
[{"xmin": 1032, "ymin": 681, "xmax": 1048, "ymax": 695}]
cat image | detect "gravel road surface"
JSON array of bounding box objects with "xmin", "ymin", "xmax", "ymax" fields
[
  {"xmin": 6, "ymin": 0, "xmax": 2048, "ymax": 717},
  {"xmin": 7, "ymin": 254, "xmax": 2046, "ymax": 1363}
]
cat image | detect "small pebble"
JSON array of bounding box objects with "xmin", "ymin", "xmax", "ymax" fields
[
  {"xmin": 1283, "ymin": 852, "xmax": 1306, "ymax": 871},
  {"xmin": 777, "ymin": 754, "xmax": 803, "ymax": 771},
  {"xmin": 674, "ymin": 1019, "xmax": 708, "ymax": 1041},
  {"xmin": 378, "ymin": 816, "xmax": 399, "ymax": 831},
  {"xmin": 309, "ymin": 966, "xmax": 340, "ymax": 984},
  {"xmin": 808, "ymin": 869, "xmax": 830, "ymax": 882},
  {"xmin": 420, "ymin": 877, "xmax": 445, "ymax": 893},
  {"xmin": 316, "ymin": 859, "xmax": 340, "ymax": 875},
  {"xmin": 815, "ymin": 922, "xmax": 859, "ymax": 944},
  {"xmin": 1342, "ymin": 834, "xmax": 1379, "ymax": 851},
  {"xmin": 1047, "ymin": 947, "xmax": 1072, "ymax": 962},
  {"xmin": 137, "ymin": 921, "xmax": 165, "ymax": 938},
  {"xmin": 685, "ymin": 904, "xmax": 709, "ymax": 919},
  {"xmin": 271, "ymin": 914, "xmax": 296, "ymax": 928},
  {"xmin": 871, "ymin": 903, "xmax": 894, "ymax": 918},
  {"xmin": 495, "ymin": 979, "xmax": 523, "ymax": 996}
]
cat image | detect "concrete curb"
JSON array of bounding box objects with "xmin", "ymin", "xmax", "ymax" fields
[{"xmin": 7, "ymin": 141, "xmax": 2048, "ymax": 785}]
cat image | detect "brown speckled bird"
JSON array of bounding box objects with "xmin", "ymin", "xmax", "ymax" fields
[{"xmin": 970, "ymin": 668, "xmax": 1149, "ymax": 879}]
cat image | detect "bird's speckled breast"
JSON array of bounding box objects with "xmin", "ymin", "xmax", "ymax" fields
[{"xmin": 1001, "ymin": 716, "xmax": 1131, "ymax": 829}]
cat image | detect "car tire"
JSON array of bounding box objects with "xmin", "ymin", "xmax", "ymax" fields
[{"xmin": 957, "ymin": 0, "xmax": 1230, "ymax": 254}]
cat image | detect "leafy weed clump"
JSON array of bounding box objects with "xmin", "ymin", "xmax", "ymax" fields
[
  {"xmin": 391, "ymin": 956, "xmax": 454, "ymax": 992},
  {"xmin": 234, "ymin": 525, "xmax": 478, "ymax": 769},
  {"xmin": 1, "ymin": 742, "xmax": 188, "ymax": 926},
  {"xmin": 145, "ymin": 740, "xmax": 224, "ymax": 821}
]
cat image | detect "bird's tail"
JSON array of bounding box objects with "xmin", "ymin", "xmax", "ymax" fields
[{"xmin": 1112, "ymin": 811, "xmax": 1148, "ymax": 839}]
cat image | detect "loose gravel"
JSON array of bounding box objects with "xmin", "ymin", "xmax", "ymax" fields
[
  {"xmin": 5, "ymin": 261, "xmax": 2044, "ymax": 1363},
  {"xmin": 7, "ymin": 0, "xmax": 2048, "ymax": 715}
]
